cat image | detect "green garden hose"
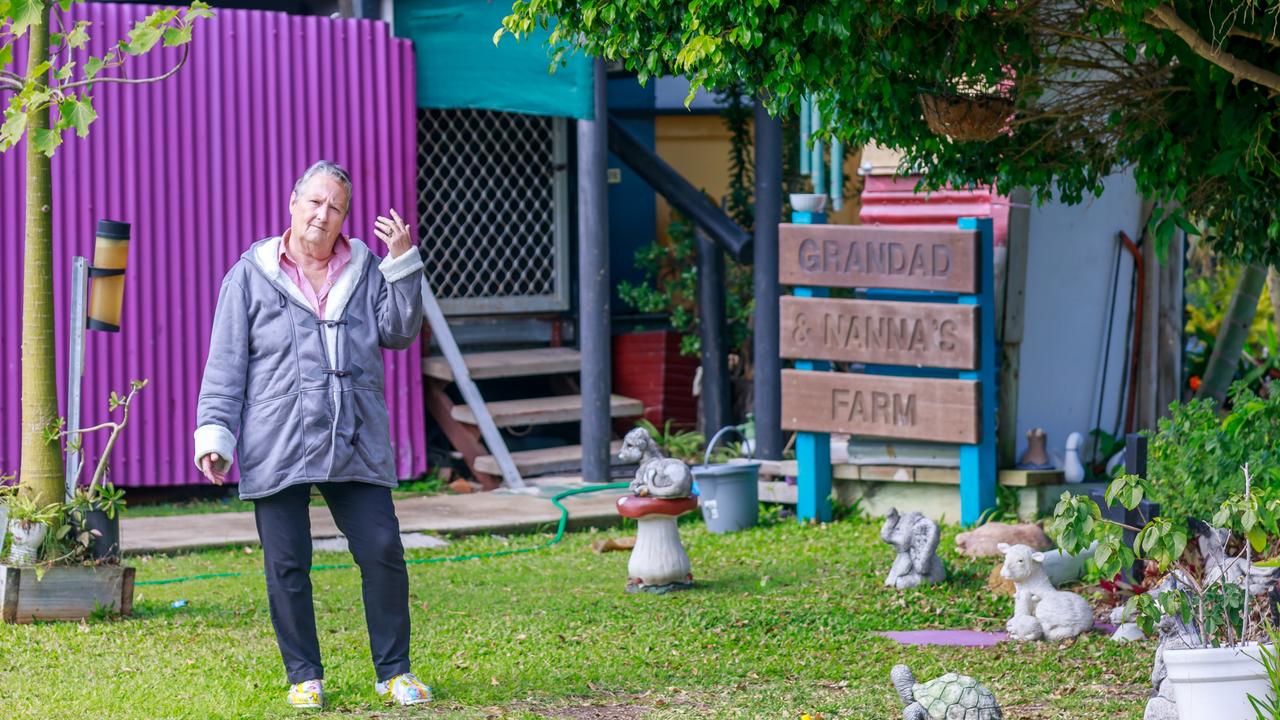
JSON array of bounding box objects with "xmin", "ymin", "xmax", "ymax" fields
[{"xmin": 135, "ymin": 482, "xmax": 630, "ymax": 587}]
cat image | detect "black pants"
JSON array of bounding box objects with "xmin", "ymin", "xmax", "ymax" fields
[{"xmin": 253, "ymin": 481, "xmax": 411, "ymax": 684}]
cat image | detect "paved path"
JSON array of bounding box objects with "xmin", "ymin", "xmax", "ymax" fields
[{"xmin": 121, "ymin": 478, "xmax": 627, "ymax": 555}]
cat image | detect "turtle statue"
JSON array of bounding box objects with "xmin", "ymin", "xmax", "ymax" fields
[{"xmin": 890, "ymin": 664, "xmax": 1003, "ymax": 720}]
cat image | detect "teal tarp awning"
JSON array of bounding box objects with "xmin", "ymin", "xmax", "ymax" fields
[{"xmin": 395, "ymin": 0, "xmax": 594, "ymax": 119}]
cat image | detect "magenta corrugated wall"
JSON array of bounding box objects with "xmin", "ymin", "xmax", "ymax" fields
[{"xmin": 0, "ymin": 4, "xmax": 428, "ymax": 488}]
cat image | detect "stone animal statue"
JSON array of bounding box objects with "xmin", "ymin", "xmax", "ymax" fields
[
  {"xmin": 1191, "ymin": 520, "xmax": 1280, "ymax": 595},
  {"xmin": 1144, "ymin": 613, "xmax": 1199, "ymax": 720},
  {"xmin": 1064, "ymin": 432, "xmax": 1085, "ymax": 483},
  {"xmin": 998, "ymin": 542, "xmax": 1094, "ymax": 642},
  {"xmin": 955, "ymin": 522, "xmax": 1052, "ymax": 558},
  {"xmin": 1109, "ymin": 604, "xmax": 1146, "ymax": 643},
  {"xmin": 1195, "ymin": 522, "xmax": 1246, "ymax": 587},
  {"xmin": 881, "ymin": 508, "xmax": 945, "ymax": 589},
  {"xmin": 890, "ymin": 664, "xmax": 1003, "ymax": 720},
  {"xmin": 618, "ymin": 427, "xmax": 693, "ymax": 499},
  {"xmin": 1005, "ymin": 613, "xmax": 1044, "ymax": 642}
]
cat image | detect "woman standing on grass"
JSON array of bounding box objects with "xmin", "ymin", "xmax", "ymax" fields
[{"xmin": 193, "ymin": 160, "xmax": 431, "ymax": 710}]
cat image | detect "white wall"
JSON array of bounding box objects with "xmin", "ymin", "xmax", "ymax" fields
[{"xmin": 1015, "ymin": 172, "xmax": 1144, "ymax": 465}]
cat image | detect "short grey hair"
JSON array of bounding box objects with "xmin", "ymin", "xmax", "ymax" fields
[{"xmin": 292, "ymin": 160, "xmax": 353, "ymax": 207}]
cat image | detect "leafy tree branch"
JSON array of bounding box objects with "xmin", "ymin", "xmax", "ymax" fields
[{"xmin": 1145, "ymin": 4, "xmax": 1280, "ymax": 93}]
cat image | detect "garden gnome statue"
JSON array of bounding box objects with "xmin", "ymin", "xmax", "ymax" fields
[
  {"xmin": 615, "ymin": 426, "xmax": 698, "ymax": 593},
  {"xmin": 890, "ymin": 664, "xmax": 1003, "ymax": 720},
  {"xmin": 1017, "ymin": 428, "xmax": 1052, "ymax": 469},
  {"xmin": 1064, "ymin": 432, "xmax": 1085, "ymax": 483},
  {"xmin": 881, "ymin": 508, "xmax": 945, "ymax": 589},
  {"xmin": 998, "ymin": 543, "xmax": 1094, "ymax": 641}
]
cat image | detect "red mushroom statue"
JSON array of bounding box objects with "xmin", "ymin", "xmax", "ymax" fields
[{"xmin": 615, "ymin": 494, "xmax": 698, "ymax": 593}]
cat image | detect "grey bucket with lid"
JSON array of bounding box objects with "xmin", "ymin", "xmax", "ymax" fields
[{"xmin": 692, "ymin": 426, "xmax": 760, "ymax": 533}]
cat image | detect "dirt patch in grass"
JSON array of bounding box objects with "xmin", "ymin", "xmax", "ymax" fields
[
  {"xmin": 518, "ymin": 691, "xmax": 699, "ymax": 719},
  {"xmin": 1004, "ymin": 680, "xmax": 1151, "ymax": 719},
  {"xmin": 540, "ymin": 704, "xmax": 651, "ymax": 719}
]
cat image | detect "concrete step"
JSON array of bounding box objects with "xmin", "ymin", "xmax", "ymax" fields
[
  {"xmin": 450, "ymin": 394, "xmax": 644, "ymax": 428},
  {"xmin": 474, "ymin": 441, "xmax": 627, "ymax": 477},
  {"xmin": 424, "ymin": 347, "xmax": 581, "ymax": 382}
]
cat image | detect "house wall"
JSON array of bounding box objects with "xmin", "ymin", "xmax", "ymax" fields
[
  {"xmin": 0, "ymin": 4, "xmax": 427, "ymax": 488},
  {"xmin": 653, "ymin": 115, "xmax": 863, "ymax": 244},
  {"xmin": 1015, "ymin": 173, "xmax": 1144, "ymax": 465},
  {"xmin": 607, "ymin": 79, "xmax": 658, "ymax": 310}
]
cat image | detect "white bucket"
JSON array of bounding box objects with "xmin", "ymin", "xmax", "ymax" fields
[
  {"xmin": 6, "ymin": 520, "xmax": 47, "ymax": 565},
  {"xmin": 1164, "ymin": 643, "xmax": 1272, "ymax": 720}
]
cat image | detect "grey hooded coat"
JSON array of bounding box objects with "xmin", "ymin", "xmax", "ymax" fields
[{"xmin": 193, "ymin": 236, "xmax": 424, "ymax": 499}]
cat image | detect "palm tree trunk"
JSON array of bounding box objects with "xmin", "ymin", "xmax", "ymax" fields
[
  {"xmin": 1267, "ymin": 266, "xmax": 1280, "ymax": 342},
  {"xmin": 1197, "ymin": 263, "xmax": 1267, "ymax": 405},
  {"xmin": 19, "ymin": 3, "xmax": 65, "ymax": 507}
]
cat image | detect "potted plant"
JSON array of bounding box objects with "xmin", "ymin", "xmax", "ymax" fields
[
  {"xmin": 65, "ymin": 482, "xmax": 127, "ymax": 561},
  {"xmin": 1048, "ymin": 463, "xmax": 1277, "ymax": 720},
  {"xmin": 0, "ymin": 477, "xmax": 15, "ymax": 549},
  {"xmin": 49, "ymin": 378, "xmax": 147, "ymax": 563},
  {"xmin": 4, "ymin": 494, "xmax": 63, "ymax": 565}
]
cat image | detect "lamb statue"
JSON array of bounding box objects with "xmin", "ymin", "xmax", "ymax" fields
[
  {"xmin": 998, "ymin": 542, "xmax": 1094, "ymax": 642},
  {"xmin": 618, "ymin": 427, "xmax": 693, "ymax": 499},
  {"xmin": 881, "ymin": 508, "xmax": 945, "ymax": 590}
]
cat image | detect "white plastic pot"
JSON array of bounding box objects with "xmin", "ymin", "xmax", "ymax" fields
[
  {"xmin": 1164, "ymin": 643, "xmax": 1273, "ymax": 720},
  {"xmin": 6, "ymin": 519, "xmax": 47, "ymax": 565}
]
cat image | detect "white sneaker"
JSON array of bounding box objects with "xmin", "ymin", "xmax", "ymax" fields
[
  {"xmin": 375, "ymin": 672, "xmax": 432, "ymax": 705},
  {"xmin": 287, "ymin": 679, "xmax": 323, "ymax": 709}
]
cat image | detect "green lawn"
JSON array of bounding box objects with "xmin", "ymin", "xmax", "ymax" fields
[{"xmin": 0, "ymin": 515, "xmax": 1151, "ymax": 719}]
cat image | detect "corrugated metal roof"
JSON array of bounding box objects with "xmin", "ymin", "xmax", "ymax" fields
[
  {"xmin": 1, "ymin": 3, "xmax": 427, "ymax": 488},
  {"xmin": 859, "ymin": 175, "xmax": 1011, "ymax": 248}
]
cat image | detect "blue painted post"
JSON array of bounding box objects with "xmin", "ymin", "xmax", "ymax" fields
[
  {"xmin": 809, "ymin": 103, "xmax": 825, "ymax": 196},
  {"xmin": 958, "ymin": 217, "xmax": 998, "ymax": 525},
  {"xmin": 829, "ymin": 133, "xmax": 844, "ymax": 212},
  {"xmin": 799, "ymin": 96, "xmax": 811, "ymax": 176},
  {"xmin": 791, "ymin": 208, "xmax": 833, "ymax": 523}
]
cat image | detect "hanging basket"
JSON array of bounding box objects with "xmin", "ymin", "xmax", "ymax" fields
[{"xmin": 917, "ymin": 90, "xmax": 1015, "ymax": 143}]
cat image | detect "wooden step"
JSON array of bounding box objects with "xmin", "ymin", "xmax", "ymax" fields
[
  {"xmin": 424, "ymin": 347, "xmax": 581, "ymax": 382},
  {"xmin": 450, "ymin": 394, "xmax": 644, "ymax": 428},
  {"xmin": 474, "ymin": 441, "xmax": 626, "ymax": 477}
]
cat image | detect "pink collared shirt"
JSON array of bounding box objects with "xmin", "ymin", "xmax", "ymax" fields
[{"xmin": 279, "ymin": 230, "xmax": 351, "ymax": 317}]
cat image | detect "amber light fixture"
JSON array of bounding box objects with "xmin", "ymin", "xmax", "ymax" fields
[{"xmin": 87, "ymin": 220, "xmax": 131, "ymax": 332}]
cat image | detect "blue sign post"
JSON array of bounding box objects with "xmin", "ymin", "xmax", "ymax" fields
[
  {"xmin": 958, "ymin": 217, "xmax": 998, "ymax": 524},
  {"xmin": 782, "ymin": 217, "xmax": 997, "ymax": 526},
  {"xmin": 791, "ymin": 206, "xmax": 832, "ymax": 524}
]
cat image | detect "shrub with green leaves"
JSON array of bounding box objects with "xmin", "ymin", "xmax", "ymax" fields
[
  {"xmin": 1048, "ymin": 465, "xmax": 1277, "ymax": 647},
  {"xmin": 1147, "ymin": 382, "xmax": 1280, "ymax": 520}
]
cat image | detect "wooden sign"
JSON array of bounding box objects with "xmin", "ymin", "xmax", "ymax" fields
[
  {"xmin": 781, "ymin": 369, "xmax": 980, "ymax": 443},
  {"xmin": 780, "ymin": 296, "xmax": 978, "ymax": 369},
  {"xmin": 779, "ymin": 224, "xmax": 978, "ymax": 293}
]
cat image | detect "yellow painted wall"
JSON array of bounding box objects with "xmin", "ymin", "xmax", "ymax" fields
[{"xmin": 653, "ymin": 115, "xmax": 863, "ymax": 244}]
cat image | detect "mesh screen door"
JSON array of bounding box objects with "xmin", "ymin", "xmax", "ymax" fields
[{"xmin": 416, "ymin": 108, "xmax": 570, "ymax": 315}]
